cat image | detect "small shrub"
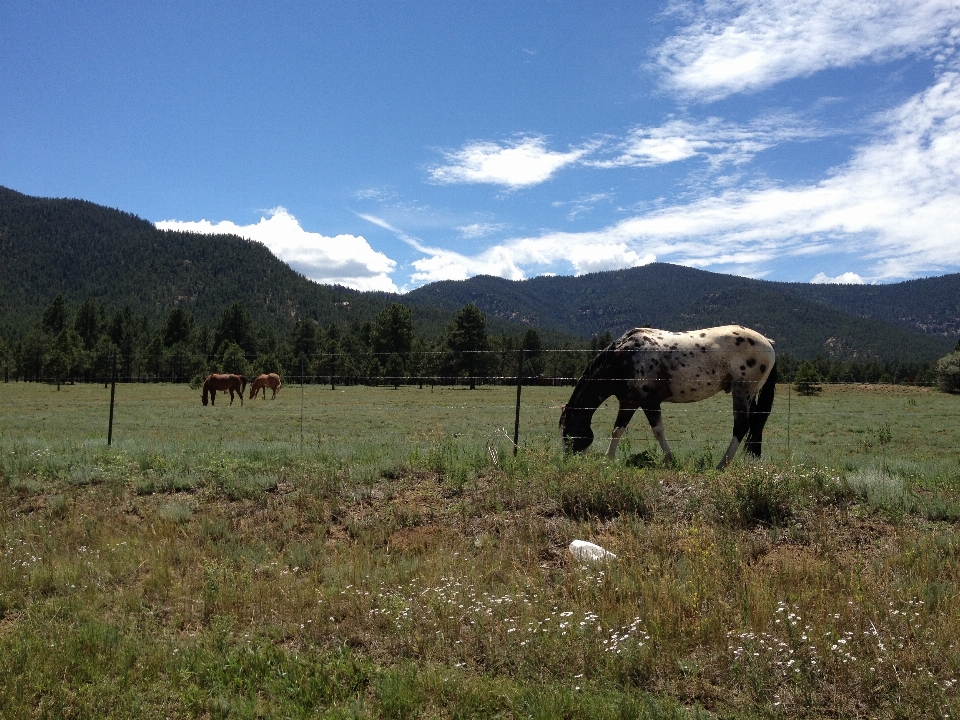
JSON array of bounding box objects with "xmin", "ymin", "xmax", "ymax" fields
[
  {"xmin": 158, "ymin": 501, "xmax": 193, "ymax": 524},
  {"xmin": 46, "ymin": 493, "xmax": 71, "ymax": 518},
  {"xmin": 625, "ymin": 449, "xmax": 659, "ymax": 468},
  {"xmin": 715, "ymin": 468, "xmax": 794, "ymax": 527},
  {"xmin": 846, "ymin": 467, "xmax": 908, "ymax": 513},
  {"xmin": 222, "ymin": 473, "xmax": 277, "ymax": 501},
  {"xmin": 555, "ymin": 471, "xmax": 647, "ymax": 521}
]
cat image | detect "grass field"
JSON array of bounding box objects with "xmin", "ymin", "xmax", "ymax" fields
[{"xmin": 1, "ymin": 381, "xmax": 959, "ymax": 718}]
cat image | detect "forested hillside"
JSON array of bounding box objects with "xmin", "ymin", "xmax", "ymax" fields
[
  {"xmin": 0, "ymin": 186, "xmax": 405, "ymax": 335},
  {"xmin": 1, "ymin": 186, "xmax": 957, "ymax": 366}
]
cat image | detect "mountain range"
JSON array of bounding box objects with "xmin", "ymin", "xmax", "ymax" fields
[{"xmin": 1, "ymin": 185, "xmax": 957, "ymax": 362}]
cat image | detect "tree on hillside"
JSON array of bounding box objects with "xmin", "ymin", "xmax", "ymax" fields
[
  {"xmin": 44, "ymin": 328, "xmax": 82, "ymax": 388},
  {"xmin": 935, "ymin": 347, "xmax": 960, "ymax": 394},
  {"xmin": 289, "ymin": 317, "xmax": 320, "ymax": 359},
  {"xmin": 371, "ymin": 304, "xmax": 414, "ymax": 369},
  {"xmin": 522, "ymin": 328, "xmax": 545, "ymax": 380},
  {"xmin": 41, "ymin": 294, "xmax": 69, "ymax": 335},
  {"xmin": 0, "ymin": 332, "xmax": 11, "ymax": 382},
  {"xmin": 214, "ymin": 302, "xmax": 257, "ymax": 355},
  {"xmin": 162, "ymin": 307, "xmax": 194, "ymax": 347},
  {"xmin": 793, "ymin": 360, "xmax": 823, "ymax": 396},
  {"xmin": 74, "ymin": 298, "xmax": 105, "ymax": 350},
  {"xmin": 19, "ymin": 327, "xmax": 51, "ymax": 381},
  {"xmin": 220, "ymin": 341, "xmax": 249, "ymax": 377},
  {"xmin": 447, "ymin": 303, "xmax": 489, "ymax": 390},
  {"xmin": 108, "ymin": 306, "xmax": 137, "ymax": 380}
]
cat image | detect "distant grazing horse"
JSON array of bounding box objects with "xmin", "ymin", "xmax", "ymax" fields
[
  {"xmin": 560, "ymin": 325, "xmax": 777, "ymax": 470},
  {"xmin": 250, "ymin": 372, "xmax": 282, "ymax": 400},
  {"xmin": 201, "ymin": 373, "xmax": 246, "ymax": 406}
]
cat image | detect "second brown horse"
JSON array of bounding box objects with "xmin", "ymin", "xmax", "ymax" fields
[{"xmin": 249, "ymin": 373, "xmax": 282, "ymax": 400}]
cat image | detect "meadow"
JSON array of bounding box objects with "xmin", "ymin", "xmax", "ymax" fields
[{"xmin": 1, "ymin": 380, "xmax": 959, "ymax": 718}]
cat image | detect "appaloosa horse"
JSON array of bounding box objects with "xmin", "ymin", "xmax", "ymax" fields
[
  {"xmin": 560, "ymin": 325, "xmax": 777, "ymax": 469},
  {"xmin": 201, "ymin": 373, "xmax": 246, "ymax": 406},
  {"xmin": 249, "ymin": 372, "xmax": 282, "ymax": 400}
]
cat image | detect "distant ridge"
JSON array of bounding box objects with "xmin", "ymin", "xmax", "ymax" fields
[
  {"xmin": 1, "ymin": 186, "xmax": 956, "ymax": 361},
  {"xmin": 404, "ymin": 266, "xmax": 958, "ymax": 361}
]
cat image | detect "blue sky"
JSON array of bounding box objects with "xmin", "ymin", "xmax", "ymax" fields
[{"xmin": 3, "ymin": 1, "xmax": 960, "ymax": 293}]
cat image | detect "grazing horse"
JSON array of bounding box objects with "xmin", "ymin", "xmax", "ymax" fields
[
  {"xmin": 560, "ymin": 325, "xmax": 777, "ymax": 470},
  {"xmin": 201, "ymin": 373, "xmax": 246, "ymax": 406},
  {"xmin": 249, "ymin": 372, "xmax": 282, "ymax": 400}
]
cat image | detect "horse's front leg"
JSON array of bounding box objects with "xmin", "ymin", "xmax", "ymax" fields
[
  {"xmin": 642, "ymin": 406, "xmax": 673, "ymax": 464},
  {"xmin": 606, "ymin": 404, "xmax": 638, "ymax": 459},
  {"xmin": 719, "ymin": 387, "xmax": 752, "ymax": 470}
]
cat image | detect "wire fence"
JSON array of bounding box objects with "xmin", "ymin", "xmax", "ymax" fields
[{"xmin": 4, "ymin": 348, "xmax": 957, "ymax": 470}]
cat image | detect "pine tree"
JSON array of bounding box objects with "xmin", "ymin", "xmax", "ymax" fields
[{"xmin": 447, "ymin": 304, "xmax": 488, "ymax": 390}]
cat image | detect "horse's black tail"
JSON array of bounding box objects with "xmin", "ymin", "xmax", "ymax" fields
[{"xmin": 743, "ymin": 361, "xmax": 777, "ymax": 458}]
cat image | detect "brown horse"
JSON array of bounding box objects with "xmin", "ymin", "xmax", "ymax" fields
[
  {"xmin": 201, "ymin": 373, "xmax": 246, "ymax": 406},
  {"xmin": 249, "ymin": 372, "xmax": 282, "ymax": 399}
]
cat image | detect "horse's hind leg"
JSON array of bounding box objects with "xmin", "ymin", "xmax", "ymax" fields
[
  {"xmin": 719, "ymin": 387, "xmax": 752, "ymax": 470},
  {"xmin": 642, "ymin": 406, "xmax": 673, "ymax": 464}
]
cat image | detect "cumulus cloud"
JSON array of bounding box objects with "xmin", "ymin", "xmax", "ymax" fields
[
  {"xmin": 410, "ymin": 71, "xmax": 960, "ymax": 283},
  {"xmin": 156, "ymin": 208, "xmax": 399, "ymax": 292},
  {"xmin": 810, "ymin": 271, "xmax": 866, "ymax": 284},
  {"xmin": 428, "ymin": 136, "xmax": 592, "ymax": 188},
  {"xmin": 658, "ymin": 0, "xmax": 960, "ymax": 99},
  {"xmin": 589, "ymin": 116, "xmax": 823, "ymax": 169}
]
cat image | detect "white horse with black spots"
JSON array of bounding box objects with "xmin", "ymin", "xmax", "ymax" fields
[{"xmin": 559, "ymin": 325, "xmax": 777, "ymax": 470}]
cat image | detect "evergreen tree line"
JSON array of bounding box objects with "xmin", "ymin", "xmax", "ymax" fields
[{"xmin": 0, "ymin": 294, "xmax": 944, "ymax": 388}]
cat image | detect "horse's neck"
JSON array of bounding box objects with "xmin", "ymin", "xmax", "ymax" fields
[{"xmin": 569, "ymin": 379, "xmax": 612, "ymax": 413}]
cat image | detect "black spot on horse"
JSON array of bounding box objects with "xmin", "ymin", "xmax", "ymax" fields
[
  {"xmin": 748, "ymin": 338, "xmax": 756, "ymax": 346},
  {"xmin": 735, "ymin": 337, "xmax": 744, "ymax": 345},
  {"xmin": 746, "ymin": 358, "xmax": 756, "ymax": 368},
  {"xmin": 759, "ymin": 364, "xmax": 766, "ymax": 373},
  {"xmin": 740, "ymin": 365, "xmax": 746, "ymax": 370},
  {"xmin": 700, "ymin": 333, "xmax": 706, "ymax": 337}
]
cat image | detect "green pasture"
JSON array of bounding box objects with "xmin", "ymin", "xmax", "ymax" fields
[
  {"xmin": 1, "ymin": 381, "xmax": 959, "ymax": 718},
  {"xmin": 1, "ymin": 380, "xmax": 958, "ymax": 481}
]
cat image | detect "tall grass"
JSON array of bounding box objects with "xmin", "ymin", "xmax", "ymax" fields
[{"xmin": 0, "ymin": 382, "xmax": 958, "ymax": 717}]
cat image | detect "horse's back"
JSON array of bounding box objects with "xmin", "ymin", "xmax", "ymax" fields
[{"xmin": 616, "ymin": 325, "xmax": 774, "ymax": 404}]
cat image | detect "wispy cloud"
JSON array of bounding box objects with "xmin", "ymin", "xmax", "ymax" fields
[
  {"xmin": 658, "ymin": 0, "xmax": 960, "ymax": 100},
  {"xmin": 552, "ymin": 192, "xmax": 614, "ymax": 221},
  {"xmin": 589, "ymin": 116, "xmax": 824, "ymax": 169},
  {"xmin": 457, "ymin": 222, "xmax": 507, "ymax": 239},
  {"xmin": 428, "ymin": 135, "xmax": 592, "ymax": 188},
  {"xmin": 409, "ymin": 71, "xmax": 960, "ymax": 283},
  {"xmin": 156, "ymin": 208, "xmax": 399, "ymax": 293}
]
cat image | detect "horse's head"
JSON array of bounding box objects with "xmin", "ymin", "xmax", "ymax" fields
[
  {"xmin": 201, "ymin": 388, "xmax": 208, "ymax": 406},
  {"xmin": 559, "ymin": 402, "xmax": 594, "ymax": 453}
]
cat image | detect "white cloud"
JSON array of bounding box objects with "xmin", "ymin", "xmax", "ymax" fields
[
  {"xmin": 658, "ymin": 0, "xmax": 960, "ymax": 99},
  {"xmin": 810, "ymin": 271, "xmax": 866, "ymax": 284},
  {"xmin": 590, "ymin": 116, "xmax": 822, "ymax": 169},
  {"xmin": 428, "ymin": 136, "xmax": 591, "ymax": 188},
  {"xmin": 410, "ymin": 71, "xmax": 960, "ymax": 283},
  {"xmin": 156, "ymin": 208, "xmax": 399, "ymax": 293}
]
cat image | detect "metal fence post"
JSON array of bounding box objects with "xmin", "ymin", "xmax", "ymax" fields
[
  {"xmin": 513, "ymin": 349, "xmax": 524, "ymax": 455},
  {"xmin": 107, "ymin": 352, "xmax": 117, "ymax": 446}
]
